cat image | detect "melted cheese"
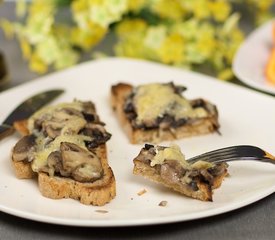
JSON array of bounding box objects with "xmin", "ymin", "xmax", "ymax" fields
[
  {"xmin": 28, "ymin": 101, "xmax": 91, "ymax": 172},
  {"xmin": 28, "ymin": 101, "xmax": 84, "ymax": 132},
  {"xmin": 133, "ymin": 83, "xmax": 207, "ymax": 124},
  {"xmin": 191, "ymin": 160, "xmax": 213, "ymax": 169},
  {"xmin": 151, "ymin": 144, "xmax": 189, "ymax": 168},
  {"xmin": 31, "ymin": 134, "xmax": 91, "ymax": 172},
  {"xmin": 150, "ymin": 144, "xmax": 214, "ymax": 170},
  {"xmin": 61, "ymin": 115, "xmax": 86, "ymax": 135}
]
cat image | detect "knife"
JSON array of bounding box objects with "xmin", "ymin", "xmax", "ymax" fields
[{"xmin": 0, "ymin": 89, "xmax": 64, "ymax": 140}]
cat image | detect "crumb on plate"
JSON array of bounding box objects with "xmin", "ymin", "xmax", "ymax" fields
[
  {"xmin": 95, "ymin": 210, "xmax": 108, "ymax": 214},
  {"xmin": 137, "ymin": 189, "xmax": 147, "ymax": 196},
  {"xmin": 158, "ymin": 201, "xmax": 168, "ymax": 207}
]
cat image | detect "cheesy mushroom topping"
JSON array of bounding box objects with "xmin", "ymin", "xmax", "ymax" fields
[
  {"xmin": 12, "ymin": 100, "xmax": 111, "ymax": 182},
  {"xmin": 124, "ymin": 82, "xmax": 209, "ymax": 129},
  {"xmin": 135, "ymin": 144, "xmax": 228, "ymax": 191}
]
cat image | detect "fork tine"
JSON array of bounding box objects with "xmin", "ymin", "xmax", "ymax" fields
[
  {"xmin": 187, "ymin": 145, "xmax": 275, "ymax": 165},
  {"xmin": 196, "ymin": 157, "xmax": 273, "ymax": 164},
  {"xmin": 187, "ymin": 146, "xmax": 237, "ymax": 163}
]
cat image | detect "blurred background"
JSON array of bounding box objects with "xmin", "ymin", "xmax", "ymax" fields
[{"xmin": 0, "ymin": 0, "xmax": 275, "ymax": 90}]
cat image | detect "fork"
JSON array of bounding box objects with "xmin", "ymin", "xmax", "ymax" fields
[{"xmin": 186, "ymin": 145, "xmax": 275, "ymax": 165}]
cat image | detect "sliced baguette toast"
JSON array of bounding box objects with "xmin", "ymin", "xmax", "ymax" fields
[
  {"xmin": 111, "ymin": 82, "xmax": 220, "ymax": 144},
  {"xmin": 133, "ymin": 144, "xmax": 228, "ymax": 201},
  {"xmin": 11, "ymin": 100, "xmax": 116, "ymax": 206}
]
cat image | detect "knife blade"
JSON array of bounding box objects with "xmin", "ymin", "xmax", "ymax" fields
[{"xmin": 0, "ymin": 89, "xmax": 64, "ymax": 140}]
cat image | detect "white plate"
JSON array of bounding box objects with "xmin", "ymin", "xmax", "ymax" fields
[
  {"xmin": 1, "ymin": 58, "xmax": 275, "ymax": 227},
  {"xmin": 233, "ymin": 20, "xmax": 275, "ymax": 94}
]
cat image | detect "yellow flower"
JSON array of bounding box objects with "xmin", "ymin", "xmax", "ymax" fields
[
  {"xmin": 70, "ymin": 23, "xmax": 107, "ymax": 50},
  {"xmin": 19, "ymin": 37, "xmax": 32, "ymax": 60},
  {"xmin": 172, "ymin": 19, "xmax": 199, "ymax": 40},
  {"xmin": 23, "ymin": 1, "xmax": 55, "ymax": 44},
  {"xmin": 127, "ymin": 0, "xmax": 147, "ymax": 12},
  {"xmin": 28, "ymin": 1, "xmax": 55, "ymax": 17},
  {"xmin": 71, "ymin": 0, "xmax": 90, "ymax": 29},
  {"xmin": 29, "ymin": 52, "xmax": 48, "ymax": 74},
  {"xmin": 151, "ymin": 0, "xmax": 184, "ymax": 20},
  {"xmin": 89, "ymin": 5, "xmax": 114, "ymax": 27},
  {"xmin": 196, "ymin": 33, "xmax": 216, "ymax": 60},
  {"xmin": 224, "ymin": 29, "xmax": 244, "ymax": 62},
  {"xmin": 104, "ymin": 0, "xmax": 127, "ymax": 16},
  {"xmin": 115, "ymin": 19, "xmax": 157, "ymax": 60},
  {"xmin": 187, "ymin": 0, "xmax": 211, "ymax": 20},
  {"xmin": 35, "ymin": 36, "xmax": 60, "ymax": 64},
  {"xmin": 88, "ymin": 0, "xmax": 127, "ymax": 28},
  {"xmin": 88, "ymin": 0, "xmax": 104, "ymax": 5},
  {"xmin": 72, "ymin": 0, "xmax": 89, "ymax": 12},
  {"xmin": 24, "ymin": 15, "xmax": 54, "ymax": 44},
  {"xmin": 2, "ymin": 0, "xmax": 270, "ymax": 79},
  {"xmin": 73, "ymin": 14, "xmax": 90, "ymax": 30},
  {"xmin": 54, "ymin": 48, "xmax": 79, "ymax": 70},
  {"xmin": 16, "ymin": 0, "xmax": 27, "ymax": 17},
  {"xmin": 144, "ymin": 25, "xmax": 166, "ymax": 50},
  {"xmin": 0, "ymin": 19, "xmax": 15, "ymax": 38},
  {"xmin": 222, "ymin": 13, "xmax": 240, "ymax": 35},
  {"xmin": 115, "ymin": 37, "xmax": 147, "ymax": 58},
  {"xmin": 217, "ymin": 68, "xmax": 233, "ymax": 81},
  {"xmin": 255, "ymin": 0, "xmax": 273, "ymax": 11},
  {"xmin": 115, "ymin": 19, "xmax": 147, "ymax": 38},
  {"xmin": 158, "ymin": 33, "xmax": 185, "ymax": 64},
  {"xmin": 209, "ymin": 0, "xmax": 231, "ymax": 22}
]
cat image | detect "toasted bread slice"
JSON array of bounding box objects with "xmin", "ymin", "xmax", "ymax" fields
[
  {"xmin": 111, "ymin": 82, "xmax": 219, "ymax": 144},
  {"xmin": 133, "ymin": 144, "xmax": 228, "ymax": 201},
  {"xmin": 11, "ymin": 100, "xmax": 116, "ymax": 206}
]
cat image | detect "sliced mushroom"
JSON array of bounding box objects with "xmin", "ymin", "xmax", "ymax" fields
[
  {"xmin": 40, "ymin": 108, "xmax": 87, "ymax": 137},
  {"xmin": 47, "ymin": 151, "xmax": 62, "ymax": 170},
  {"xmin": 160, "ymin": 160, "xmax": 186, "ymax": 185},
  {"xmin": 207, "ymin": 163, "xmax": 228, "ymax": 176},
  {"xmin": 60, "ymin": 142, "xmax": 103, "ymax": 182},
  {"xmin": 42, "ymin": 120, "xmax": 64, "ymax": 138},
  {"xmin": 60, "ymin": 107, "xmax": 83, "ymax": 118},
  {"xmin": 82, "ymin": 123, "xmax": 111, "ymax": 149},
  {"xmin": 72, "ymin": 163, "xmax": 102, "ymax": 182},
  {"xmin": 81, "ymin": 101, "xmax": 99, "ymax": 122},
  {"xmin": 46, "ymin": 151, "xmax": 69, "ymax": 177},
  {"xmin": 12, "ymin": 135, "xmax": 36, "ymax": 162},
  {"xmin": 200, "ymin": 169, "xmax": 214, "ymax": 184}
]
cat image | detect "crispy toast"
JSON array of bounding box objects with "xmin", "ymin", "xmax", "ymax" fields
[
  {"xmin": 11, "ymin": 100, "xmax": 116, "ymax": 206},
  {"xmin": 111, "ymin": 82, "xmax": 220, "ymax": 144}
]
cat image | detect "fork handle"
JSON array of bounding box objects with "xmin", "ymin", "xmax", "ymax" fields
[
  {"xmin": 206, "ymin": 157, "xmax": 275, "ymax": 165},
  {"xmin": 236, "ymin": 157, "xmax": 275, "ymax": 164}
]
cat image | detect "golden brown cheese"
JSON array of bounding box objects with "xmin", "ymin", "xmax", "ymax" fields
[
  {"xmin": 151, "ymin": 144, "xmax": 189, "ymax": 168},
  {"xmin": 133, "ymin": 83, "xmax": 208, "ymax": 125},
  {"xmin": 31, "ymin": 134, "xmax": 92, "ymax": 172},
  {"xmin": 27, "ymin": 101, "xmax": 101, "ymax": 177},
  {"xmin": 151, "ymin": 144, "xmax": 213, "ymax": 169}
]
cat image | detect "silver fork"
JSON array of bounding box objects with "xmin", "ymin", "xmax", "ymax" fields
[{"xmin": 186, "ymin": 145, "xmax": 275, "ymax": 165}]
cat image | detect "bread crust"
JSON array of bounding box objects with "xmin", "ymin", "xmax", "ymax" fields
[
  {"xmin": 11, "ymin": 103, "xmax": 116, "ymax": 206},
  {"xmin": 13, "ymin": 119, "xmax": 29, "ymax": 136},
  {"xmin": 11, "ymin": 159, "xmax": 36, "ymax": 179},
  {"xmin": 111, "ymin": 83, "xmax": 219, "ymax": 144}
]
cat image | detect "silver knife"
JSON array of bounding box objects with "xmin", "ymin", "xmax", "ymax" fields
[{"xmin": 0, "ymin": 89, "xmax": 64, "ymax": 140}]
